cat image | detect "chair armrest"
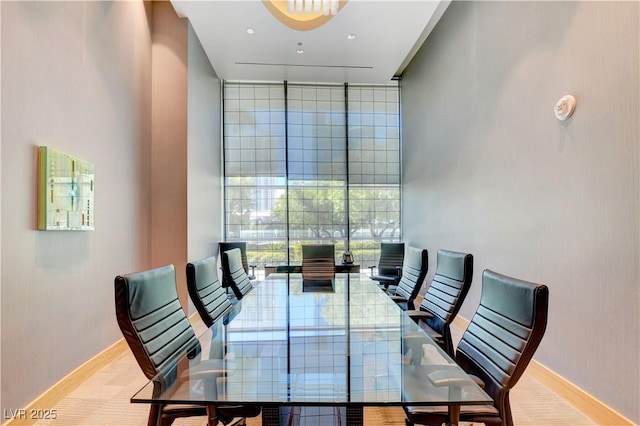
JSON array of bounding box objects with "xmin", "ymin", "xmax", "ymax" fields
[
  {"xmin": 468, "ymin": 374, "xmax": 485, "ymax": 389},
  {"xmin": 385, "ymin": 284, "xmax": 399, "ymax": 295},
  {"xmin": 179, "ymin": 359, "xmax": 236, "ymax": 382},
  {"xmin": 427, "ymin": 369, "xmax": 473, "ymax": 388},
  {"xmin": 432, "ymin": 334, "xmax": 444, "ymax": 344},
  {"xmin": 395, "ymin": 266, "xmax": 403, "ymax": 276},
  {"xmin": 389, "ymin": 295, "xmax": 406, "ymax": 302},
  {"xmin": 405, "ymin": 310, "xmax": 434, "ymax": 321}
]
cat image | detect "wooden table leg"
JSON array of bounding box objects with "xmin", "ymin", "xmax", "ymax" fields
[
  {"xmin": 448, "ymin": 404, "xmax": 460, "ymax": 426},
  {"xmin": 446, "ymin": 382, "xmax": 462, "ymax": 426},
  {"xmin": 206, "ymin": 405, "xmax": 218, "ymax": 426}
]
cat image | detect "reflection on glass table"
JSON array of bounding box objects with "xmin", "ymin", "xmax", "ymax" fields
[{"xmin": 132, "ymin": 273, "xmax": 491, "ymax": 426}]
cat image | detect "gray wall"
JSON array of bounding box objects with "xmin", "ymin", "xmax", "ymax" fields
[
  {"xmin": 0, "ymin": 0, "xmax": 223, "ymax": 413},
  {"xmin": 401, "ymin": 1, "xmax": 639, "ymax": 422},
  {"xmin": 1, "ymin": 1, "xmax": 153, "ymax": 412},
  {"xmin": 187, "ymin": 22, "xmax": 223, "ymax": 275}
]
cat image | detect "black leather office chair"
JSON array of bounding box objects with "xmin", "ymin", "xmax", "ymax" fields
[
  {"xmin": 388, "ymin": 246, "xmax": 428, "ymax": 310},
  {"xmin": 114, "ymin": 264, "xmax": 260, "ymax": 426},
  {"xmin": 221, "ymin": 248, "xmax": 255, "ymax": 300},
  {"xmin": 219, "ymin": 241, "xmax": 256, "ymax": 280},
  {"xmin": 405, "ymin": 250, "xmax": 473, "ymax": 357},
  {"xmin": 186, "ymin": 256, "xmax": 233, "ymax": 328},
  {"xmin": 301, "ymin": 244, "xmax": 336, "ymax": 280},
  {"xmin": 369, "ymin": 242, "xmax": 405, "ymax": 290},
  {"xmin": 404, "ymin": 269, "xmax": 549, "ymax": 426}
]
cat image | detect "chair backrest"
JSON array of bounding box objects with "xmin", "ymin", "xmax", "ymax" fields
[
  {"xmin": 186, "ymin": 256, "xmax": 232, "ymax": 328},
  {"xmin": 301, "ymin": 244, "xmax": 336, "ymax": 280},
  {"xmin": 393, "ymin": 246, "xmax": 428, "ymax": 309},
  {"xmin": 115, "ymin": 264, "xmax": 199, "ymax": 379},
  {"xmin": 378, "ymin": 242, "xmax": 405, "ymax": 276},
  {"xmin": 219, "ymin": 241, "xmax": 251, "ymax": 277},
  {"xmin": 456, "ymin": 269, "xmax": 548, "ymax": 425},
  {"xmin": 419, "ymin": 249, "xmax": 473, "ymax": 355},
  {"xmin": 221, "ymin": 248, "xmax": 254, "ymax": 300}
]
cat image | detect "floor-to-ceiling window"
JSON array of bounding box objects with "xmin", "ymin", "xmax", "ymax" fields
[{"xmin": 223, "ymin": 81, "xmax": 401, "ymax": 275}]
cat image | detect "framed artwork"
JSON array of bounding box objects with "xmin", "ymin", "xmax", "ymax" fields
[{"xmin": 37, "ymin": 146, "xmax": 95, "ymax": 231}]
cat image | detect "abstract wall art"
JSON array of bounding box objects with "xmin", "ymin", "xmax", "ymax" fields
[{"xmin": 37, "ymin": 146, "xmax": 95, "ymax": 231}]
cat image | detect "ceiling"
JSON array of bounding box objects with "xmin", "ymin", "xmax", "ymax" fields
[{"xmin": 170, "ymin": 0, "xmax": 450, "ymax": 84}]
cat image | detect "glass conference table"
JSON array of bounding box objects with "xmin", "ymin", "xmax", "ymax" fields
[{"xmin": 132, "ymin": 273, "xmax": 491, "ymax": 426}]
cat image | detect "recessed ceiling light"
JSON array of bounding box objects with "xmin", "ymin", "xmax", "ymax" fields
[
  {"xmin": 296, "ymin": 48, "xmax": 304, "ymax": 54},
  {"xmin": 347, "ymin": 33, "xmax": 356, "ymax": 40},
  {"xmin": 246, "ymin": 28, "xmax": 255, "ymax": 35}
]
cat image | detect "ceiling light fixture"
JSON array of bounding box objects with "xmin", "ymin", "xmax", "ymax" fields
[
  {"xmin": 347, "ymin": 33, "xmax": 356, "ymax": 40},
  {"xmin": 296, "ymin": 42, "xmax": 304, "ymax": 54},
  {"xmin": 246, "ymin": 28, "xmax": 255, "ymax": 35},
  {"xmin": 262, "ymin": 0, "xmax": 348, "ymax": 31},
  {"xmin": 288, "ymin": 0, "xmax": 339, "ymax": 16}
]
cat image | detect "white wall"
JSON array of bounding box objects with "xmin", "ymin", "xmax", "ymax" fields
[
  {"xmin": 0, "ymin": 1, "xmax": 153, "ymax": 413},
  {"xmin": 186, "ymin": 22, "xmax": 223, "ymax": 282},
  {"xmin": 401, "ymin": 1, "xmax": 639, "ymax": 422}
]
